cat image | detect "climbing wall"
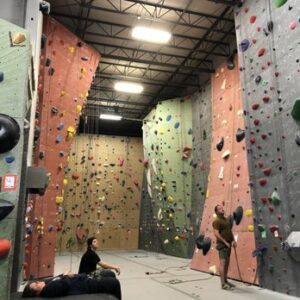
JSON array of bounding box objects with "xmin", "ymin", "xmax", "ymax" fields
[
  {"xmin": 235, "ymin": 0, "xmax": 300, "ymax": 296},
  {"xmin": 191, "ymin": 58, "xmax": 257, "ymax": 283},
  {"xmin": 56, "ymin": 134, "xmax": 143, "ymax": 252},
  {"xmin": 0, "ymin": 20, "xmax": 32, "ymax": 300},
  {"xmin": 139, "ymin": 97, "xmax": 193, "ymax": 258},
  {"xmin": 188, "ymin": 87, "xmax": 212, "ymax": 256},
  {"xmin": 25, "ymin": 16, "xmax": 100, "ymax": 279}
]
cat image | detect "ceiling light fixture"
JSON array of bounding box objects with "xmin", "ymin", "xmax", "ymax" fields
[
  {"xmin": 99, "ymin": 114, "xmax": 122, "ymax": 121},
  {"xmin": 114, "ymin": 81, "xmax": 144, "ymax": 94},
  {"xmin": 132, "ymin": 26, "xmax": 171, "ymax": 44}
]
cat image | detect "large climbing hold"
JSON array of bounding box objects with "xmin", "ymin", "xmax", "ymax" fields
[
  {"xmin": 0, "ymin": 114, "xmax": 21, "ymax": 153},
  {"xmin": 0, "ymin": 239, "xmax": 11, "ymax": 258},
  {"xmin": 195, "ymin": 234, "xmax": 211, "ymax": 256},
  {"xmin": 291, "ymin": 99, "xmax": 300, "ymax": 121},
  {"xmin": 233, "ymin": 206, "xmax": 243, "ymax": 225},
  {"xmin": 272, "ymin": 0, "xmax": 288, "ymax": 8},
  {"xmin": 0, "ymin": 199, "xmax": 15, "ymax": 221},
  {"xmin": 236, "ymin": 128, "xmax": 245, "ymax": 142}
]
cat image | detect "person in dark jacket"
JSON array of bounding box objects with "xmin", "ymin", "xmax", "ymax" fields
[
  {"xmin": 79, "ymin": 237, "xmax": 120, "ymax": 277},
  {"xmin": 22, "ymin": 271, "xmax": 121, "ymax": 299}
]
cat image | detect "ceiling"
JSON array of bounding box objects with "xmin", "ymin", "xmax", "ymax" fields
[{"xmin": 48, "ymin": 0, "xmax": 238, "ymax": 122}]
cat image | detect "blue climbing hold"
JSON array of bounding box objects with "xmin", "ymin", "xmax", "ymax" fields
[
  {"xmin": 0, "ymin": 71, "xmax": 4, "ymax": 82},
  {"xmin": 166, "ymin": 115, "xmax": 172, "ymax": 121},
  {"xmin": 56, "ymin": 135, "xmax": 62, "ymax": 143},
  {"xmin": 5, "ymin": 156, "xmax": 15, "ymax": 164},
  {"xmin": 174, "ymin": 122, "xmax": 180, "ymax": 129},
  {"xmin": 57, "ymin": 123, "xmax": 64, "ymax": 130},
  {"xmin": 239, "ymin": 39, "xmax": 250, "ymax": 52}
]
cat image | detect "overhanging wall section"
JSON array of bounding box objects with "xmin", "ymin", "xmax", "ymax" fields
[
  {"xmin": 235, "ymin": 0, "xmax": 300, "ymax": 296},
  {"xmin": 191, "ymin": 59, "xmax": 257, "ymax": 283},
  {"xmin": 140, "ymin": 97, "xmax": 193, "ymax": 258},
  {"xmin": 25, "ymin": 16, "xmax": 100, "ymax": 279}
]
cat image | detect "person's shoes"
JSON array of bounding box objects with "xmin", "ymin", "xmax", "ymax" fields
[
  {"xmin": 226, "ymin": 281, "xmax": 236, "ymax": 288},
  {"xmin": 222, "ymin": 283, "xmax": 234, "ymax": 290}
]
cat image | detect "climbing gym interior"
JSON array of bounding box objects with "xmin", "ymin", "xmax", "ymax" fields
[{"xmin": 0, "ymin": 0, "xmax": 300, "ymax": 299}]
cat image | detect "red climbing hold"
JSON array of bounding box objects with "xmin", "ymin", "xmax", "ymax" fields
[
  {"xmin": 289, "ymin": 21, "xmax": 297, "ymax": 30},
  {"xmin": 0, "ymin": 239, "xmax": 11, "ymax": 257},
  {"xmin": 259, "ymin": 178, "xmax": 267, "ymax": 186},
  {"xmin": 252, "ymin": 103, "xmax": 260, "ymax": 110},
  {"xmin": 262, "ymin": 96, "xmax": 270, "ymax": 103},
  {"xmin": 261, "ymin": 134, "xmax": 267, "ymax": 140},
  {"xmin": 72, "ymin": 172, "xmax": 80, "ymax": 180},
  {"xmin": 250, "ymin": 15, "xmax": 256, "ymax": 24},
  {"xmin": 258, "ymin": 48, "xmax": 266, "ymax": 57},
  {"xmin": 254, "ymin": 119, "xmax": 260, "ymax": 126},
  {"xmin": 250, "ymin": 136, "xmax": 256, "ymax": 144},
  {"xmin": 263, "ymin": 168, "xmax": 272, "ymax": 176}
]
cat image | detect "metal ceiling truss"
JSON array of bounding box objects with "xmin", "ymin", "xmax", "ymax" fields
[
  {"xmin": 90, "ymin": 85, "xmax": 156, "ymax": 97},
  {"xmin": 88, "ymin": 96, "xmax": 151, "ymax": 107},
  {"xmin": 51, "ymin": 13, "xmax": 231, "ymax": 52},
  {"xmin": 79, "ymin": 1, "xmax": 235, "ymax": 36},
  {"xmin": 84, "ymin": 103, "xmax": 144, "ymax": 116}
]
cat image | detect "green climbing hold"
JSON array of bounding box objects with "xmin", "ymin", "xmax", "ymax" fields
[
  {"xmin": 271, "ymin": 191, "xmax": 280, "ymax": 205},
  {"xmin": 272, "ymin": 0, "xmax": 288, "ymax": 8},
  {"xmin": 291, "ymin": 99, "xmax": 300, "ymax": 121}
]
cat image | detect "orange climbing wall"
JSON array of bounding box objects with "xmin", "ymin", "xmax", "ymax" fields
[
  {"xmin": 55, "ymin": 135, "xmax": 143, "ymax": 252},
  {"xmin": 191, "ymin": 58, "xmax": 257, "ymax": 283},
  {"xmin": 24, "ymin": 16, "xmax": 100, "ymax": 279}
]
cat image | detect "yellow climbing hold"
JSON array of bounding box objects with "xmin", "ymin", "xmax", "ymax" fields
[
  {"xmin": 13, "ymin": 32, "xmax": 26, "ymax": 44},
  {"xmin": 63, "ymin": 178, "xmax": 68, "ymax": 186},
  {"xmin": 169, "ymin": 213, "xmax": 173, "ymax": 219},
  {"xmin": 245, "ymin": 209, "xmax": 253, "ymax": 216},
  {"xmin": 76, "ymin": 105, "xmax": 82, "ymax": 113},
  {"xmin": 167, "ymin": 195, "xmax": 174, "ymax": 203},
  {"xmin": 248, "ymin": 225, "xmax": 254, "ymax": 232},
  {"xmin": 55, "ymin": 196, "xmax": 64, "ymax": 204},
  {"xmin": 61, "ymin": 91, "xmax": 66, "ymax": 97},
  {"xmin": 68, "ymin": 46, "xmax": 75, "ymax": 53},
  {"xmin": 174, "ymin": 236, "xmax": 180, "ymax": 241}
]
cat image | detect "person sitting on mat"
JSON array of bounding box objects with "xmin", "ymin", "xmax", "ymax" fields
[
  {"xmin": 212, "ymin": 204, "xmax": 237, "ymax": 290},
  {"xmin": 79, "ymin": 237, "xmax": 120, "ymax": 278},
  {"xmin": 22, "ymin": 270, "xmax": 121, "ymax": 299}
]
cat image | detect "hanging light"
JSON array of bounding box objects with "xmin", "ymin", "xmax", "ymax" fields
[
  {"xmin": 132, "ymin": 26, "xmax": 171, "ymax": 44},
  {"xmin": 99, "ymin": 114, "xmax": 122, "ymax": 121},
  {"xmin": 114, "ymin": 81, "xmax": 144, "ymax": 94}
]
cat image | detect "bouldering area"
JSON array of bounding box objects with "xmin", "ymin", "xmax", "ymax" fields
[{"xmin": 0, "ymin": 1, "xmax": 299, "ymax": 300}]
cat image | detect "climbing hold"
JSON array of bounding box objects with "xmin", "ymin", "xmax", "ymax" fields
[
  {"xmin": 259, "ymin": 178, "xmax": 268, "ymax": 186},
  {"xmin": 216, "ymin": 137, "xmax": 224, "ymax": 151},
  {"xmin": 12, "ymin": 33, "xmax": 26, "ymax": 44},
  {"xmin": 5, "ymin": 156, "xmax": 15, "ymax": 164},
  {"xmin": 81, "ymin": 56, "xmax": 89, "ymax": 61},
  {"xmin": 272, "ymin": 0, "xmax": 288, "ymax": 8},
  {"xmin": 0, "ymin": 114, "xmax": 21, "ymax": 154},
  {"xmin": 289, "ymin": 21, "xmax": 297, "ymax": 30},
  {"xmin": 291, "ymin": 99, "xmax": 300, "ymax": 121},
  {"xmin": 267, "ymin": 21, "xmax": 274, "ymax": 32},
  {"xmin": 262, "ymin": 96, "xmax": 270, "ymax": 103},
  {"xmin": 248, "ymin": 225, "xmax": 254, "ymax": 232},
  {"xmin": 55, "ymin": 196, "xmax": 64, "ymax": 205},
  {"xmin": 253, "ymin": 119, "xmax": 260, "ymax": 126},
  {"xmin": 68, "ymin": 46, "xmax": 75, "ymax": 53},
  {"xmin": 233, "ymin": 206, "xmax": 243, "ymax": 225},
  {"xmin": 143, "ymin": 159, "xmax": 149, "ymax": 167},
  {"xmin": 72, "ymin": 172, "xmax": 80, "ymax": 180},
  {"xmin": 295, "ymin": 132, "xmax": 300, "ymax": 146},
  {"xmin": 222, "ymin": 150, "xmax": 231, "ymax": 159},
  {"xmin": 48, "ymin": 67, "xmax": 55, "ymax": 76},
  {"xmin": 76, "ymin": 105, "xmax": 82, "ymax": 113},
  {"xmin": 0, "ymin": 239, "xmax": 11, "ymax": 257},
  {"xmin": 166, "ymin": 115, "xmax": 172, "ymax": 121},
  {"xmin": 56, "ymin": 135, "xmax": 62, "ymax": 143},
  {"xmin": 236, "ymin": 128, "xmax": 245, "ymax": 142},
  {"xmin": 239, "ymin": 39, "xmax": 250, "ymax": 52},
  {"xmin": 195, "ymin": 234, "xmax": 211, "ymax": 256},
  {"xmin": 252, "ymin": 103, "xmax": 260, "ymax": 110},
  {"xmin": 258, "ymin": 48, "xmax": 266, "ymax": 57},
  {"xmin": 63, "ymin": 178, "xmax": 68, "ymax": 186},
  {"xmin": 57, "ymin": 123, "xmax": 64, "ymax": 130},
  {"xmin": 167, "ymin": 195, "xmax": 174, "ymax": 203},
  {"xmin": 255, "ymin": 75, "xmax": 262, "ymax": 84},
  {"xmin": 174, "ymin": 122, "xmax": 180, "ymax": 129},
  {"xmin": 263, "ymin": 168, "xmax": 272, "ymax": 176},
  {"xmin": 245, "ymin": 209, "xmax": 253, "ymax": 217},
  {"xmin": 249, "ymin": 15, "xmax": 256, "ymax": 24},
  {"xmin": 51, "ymin": 106, "xmax": 58, "ymax": 114},
  {"xmin": 0, "ymin": 71, "xmax": 4, "ymax": 82},
  {"xmin": 0, "ymin": 199, "xmax": 15, "ymax": 221},
  {"xmin": 271, "ymin": 191, "xmax": 281, "ymax": 205}
]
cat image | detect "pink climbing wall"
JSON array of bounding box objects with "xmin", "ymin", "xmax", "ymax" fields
[
  {"xmin": 24, "ymin": 16, "xmax": 100, "ymax": 279},
  {"xmin": 191, "ymin": 58, "xmax": 257, "ymax": 283}
]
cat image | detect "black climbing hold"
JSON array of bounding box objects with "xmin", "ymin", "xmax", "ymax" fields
[
  {"xmin": 40, "ymin": 1, "xmax": 50, "ymax": 15},
  {"xmin": 216, "ymin": 137, "xmax": 224, "ymax": 151},
  {"xmin": 0, "ymin": 114, "xmax": 21, "ymax": 154},
  {"xmin": 0, "ymin": 71, "xmax": 4, "ymax": 82},
  {"xmin": 255, "ymin": 75, "xmax": 262, "ymax": 84},
  {"xmin": 233, "ymin": 206, "xmax": 243, "ymax": 225},
  {"xmin": 0, "ymin": 199, "xmax": 15, "ymax": 221},
  {"xmin": 267, "ymin": 21, "xmax": 274, "ymax": 32},
  {"xmin": 45, "ymin": 58, "xmax": 51, "ymax": 66},
  {"xmin": 236, "ymin": 128, "xmax": 245, "ymax": 142},
  {"xmin": 195, "ymin": 235, "xmax": 211, "ymax": 256},
  {"xmin": 291, "ymin": 99, "xmax": 300, "ymax": 121},
  {"xmin": 295, "ymin": 132, "xmax": 300, "ymax": 146},
  {"xmin": 48, "ymin": 67, "xmax": 55, "ymax": 76}
]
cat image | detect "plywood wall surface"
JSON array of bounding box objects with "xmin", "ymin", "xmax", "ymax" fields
[{"xmin": 56, "ymin": 135, "xmax": 144, "ymax": 252}]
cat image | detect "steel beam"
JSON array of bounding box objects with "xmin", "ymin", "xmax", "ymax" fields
[{"xmin": 88, "ymin": 96, "xmax": 151, "ymax": 107}]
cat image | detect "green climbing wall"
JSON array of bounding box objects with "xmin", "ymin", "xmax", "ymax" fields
[
  {"xmin": 0, "ymin": 19, "xmax": 32, "ymax": 300},
  {"xmin": 56, "ymin": 134, "xmax": 144, "ymax": 252},
  {"xmin": 139, "ymin": 97, "xmax": 193, "ymax": 258},
  {"xmin": 235, "ymin": 0, "xmax": 300, "ymax": 296}
]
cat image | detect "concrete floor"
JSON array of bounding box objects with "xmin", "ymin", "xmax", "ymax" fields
[{"xmin": 53, "ymin": 250, "xmax": 297, "ymax": 300}]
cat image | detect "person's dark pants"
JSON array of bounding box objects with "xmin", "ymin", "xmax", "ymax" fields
[
  {"xmin": 100, "ymin": 269, "xmax": 116, "ymax": 278},
  {"xmin": 87, "ymin": 277, "xmax": 122, "ymax": 300}
]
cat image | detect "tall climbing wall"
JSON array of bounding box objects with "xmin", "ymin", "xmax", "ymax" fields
[
  {"xmin": 191, "ymin": 58, "xmax": 257, "ymax": 283},
  {"xmin": 139, "ymin": 97, "xmax": 194, "ymax": 258},
  {"xmin": 25, "ymin": 16, "xmax": 100, "ymax": 279},
  {"xmin": 56, "ymin": 134, "xmax": 143, "ymax": 252},
  {"xmin": 0, "ymin": 20, "xmax": 32, "ymax": 300},
  {"xmin": 188, "ymin": 87, "xmax": 212, "ymax": 256},
  {"xmin": 235, "ymin": 0, "xmax": 300, "ymax": 296}
]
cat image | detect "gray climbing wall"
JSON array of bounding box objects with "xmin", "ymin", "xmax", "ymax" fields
[
  {"xmin": 56, "ymin": 134, "xmax": 144, "ymax": 252},
  {"xmin": 235, "ymin": 0, "xmax": 300, "ymax": 296},
  {"xmin": 0, "ymin": 19, "xmax": 32, "ymax": 300},
  {"xmin": 188, "ymin": 87, "xmax": 212, "ymax": 256},
  {"xmin": 139, "ymin": 97, "xmax": 193, "ymax": 258}
]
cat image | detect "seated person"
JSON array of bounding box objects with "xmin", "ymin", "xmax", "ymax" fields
[
  {"xmin": 22, "ymin": 271, "xmax": 121, "ymax": 299},
  {"xmin": 79, "ymin": 237, "xmax": 120, "ymax": 278}
]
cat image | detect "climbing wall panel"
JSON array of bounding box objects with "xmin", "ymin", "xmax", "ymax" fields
[
  {"xmin": 25, "ymin": 16, "xmax": 100, "ymax": 279},
  {"xmin": 0, "ymin": 19, "xmax": 32, "ymax": 300},
  {"xmin": 191, "ymin": 59, "xmax": 257, "ymax": 283},
  {"xmin": 56, "ymin": 135, "xmax": 143, "ymax": 252},
  {"xmin": 235, "ymin": 0, "xmax": 300, "ymax": 296},
  {"xmin": 139, "ymin": 97, "xmax": 194, "ymax": 258}
]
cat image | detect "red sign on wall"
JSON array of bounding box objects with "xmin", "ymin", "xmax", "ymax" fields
[{"xmin": 1, "ymin": 174, "xmax": 17, "ymax": 191}]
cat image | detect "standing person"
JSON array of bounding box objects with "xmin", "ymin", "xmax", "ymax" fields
[
  {"xmin": 212, "ymin": 204, "xmax": 237, "ymax": 290},
  {"xmin": 79, "ymin": 237, "xmax": 121, "ymax": 277},
  {"xmin": 22, "ymin": 271, "xmax": 121, "ymax": 299}
]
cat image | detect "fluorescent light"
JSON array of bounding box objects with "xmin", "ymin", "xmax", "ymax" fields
[
  {"xmin": 132, "ymin": 26, "xmax": 171, "ymax": 44},
  {"xmin": 114, "ymin": 81, "xmax": 144, "ymax": 94},
  {"xmin": 100, "ymin": 114, "xmax": 122, "ymax": 121}
]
